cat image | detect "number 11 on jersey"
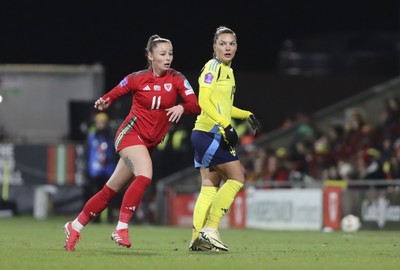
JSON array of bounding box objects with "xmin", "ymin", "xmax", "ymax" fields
[{"xmin": 151, "ymin": 96, "xmax": 161, "ymax": 110}]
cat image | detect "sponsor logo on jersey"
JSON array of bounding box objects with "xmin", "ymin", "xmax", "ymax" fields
[
  {"xmin": 164, "ymin": 83, "xmax": 172, "ymax": 92},
  {"xmin": 204, "ymin": 72, "xmax": 214, "ymax": 84},
  {"xmin": 119, "ymin": 77, "xmax": 128, "ymax": 87},
  {"xmin": 154, "ymin": 85, "xmax": 161, "ymax": 91},
  {"xmin": 143, "ymin": 85, "xmax": 151, "ymax": 91},
  {"xmin": 185, "ymin": 89, "xmax": 195, "ymax": 95}
]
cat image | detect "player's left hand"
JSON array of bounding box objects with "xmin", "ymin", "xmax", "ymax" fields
[
  {"xmin": 248, "ymin": 114, "xmax": 261, "ymax": 136},
  {"xmin": 166, "ymin": 105, "xmax": 184, "ymax": 123}
]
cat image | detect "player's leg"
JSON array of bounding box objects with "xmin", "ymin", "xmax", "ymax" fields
[
  {"xmin": 64, "ymin": 158, "xmax": 133, "ymax": 251},
  {"xmin": 111, "ymin": 145, "xmax": 152, "ymax": 248},
  {"xmin": 199, "ymin": 160, "xmax": 244, "ymax": 251},
  {"xmin": 189, "ymin": 169, "xmax": 220, "ymax": 251}
]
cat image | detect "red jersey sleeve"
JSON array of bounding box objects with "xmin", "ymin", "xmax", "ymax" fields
[
  {"xmin": 175, "ymin": 73, "xmax": 201, "ymax": 115},
  {"xmin": 102, "ymin": 75, "xmax": 133, "ymax": 105}
]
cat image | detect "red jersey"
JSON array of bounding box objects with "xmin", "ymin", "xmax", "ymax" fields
[{"xmin": 103, "ymin": 68, "xmax": 200, "ymax": 150}]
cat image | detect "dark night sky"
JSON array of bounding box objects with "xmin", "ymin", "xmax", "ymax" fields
[
  {"xmin": 1, "ymin": 0, "xmax": 399, "ymax": 89},
  {"xmin": 0, "ymin": 0, "xmax": 399, "ymax": 134}
]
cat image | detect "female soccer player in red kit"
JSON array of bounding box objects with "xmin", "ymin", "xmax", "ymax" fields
[{"xmin": 63, "ymin": 34, "xmax": 200, "ymax": 251}]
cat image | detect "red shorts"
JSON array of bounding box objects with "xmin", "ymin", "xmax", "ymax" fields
[{"xmin": 114, "ymin": 117, "xmax": 158, "ymax": 153}]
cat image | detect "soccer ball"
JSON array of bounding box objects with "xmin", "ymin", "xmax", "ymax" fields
[{"xmin": 340, "ymin": 214, "xmax": 361, "ymax": 233}]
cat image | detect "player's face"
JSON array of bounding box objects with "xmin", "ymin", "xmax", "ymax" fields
[
  {"xmin": 149, "ymin": 42, "xmax": 173, "ymax": 76},
  {"xmin": 213, "ymin": 33, "xmax": 237, "ymax": 65}
]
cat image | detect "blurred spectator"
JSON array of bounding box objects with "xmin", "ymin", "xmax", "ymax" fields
[
  {"xmin": 85, "ymin": 112, "xmax": 119, "ymax": 223},
  {"xmin": 357, "ymin": 148, "xmax": 386, "ymax": 180},
  {"xmin": 244, "ymin": 148, "xmax": 269, "ymax": 183},
  {"xmin": 242, "ymin": 97, "xmax": 400, "ymax": 187},
  {"xmin": 337, "ymin": 159, "xmax": 357, "ymax": 180},
  {"xmin": 268, "ymin": 148, "xmax": 290, "ymax": 185},
  {"xmin": 289, "ymin": 139, "xmax": 315, "ymax": 181},
  {"xmin": 320, "ymin": 163, "xmax": 341, "ymax": 181}
]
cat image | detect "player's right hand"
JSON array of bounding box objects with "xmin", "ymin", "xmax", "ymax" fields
[
  {"xmin": 94, "ymin": 97, "xmax": 110, "ymax": 111},
  {"xmin": 222, "ymin": 124, "xmax": 239, "ymax": 147}
]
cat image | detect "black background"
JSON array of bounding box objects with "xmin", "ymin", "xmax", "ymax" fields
[
  {"xmin": 1, "ymin": 1, "xmax": 398, "ymax": 83},
  {"xmin": 1, "ymin": 1, "xmax": 399, "ymax": 131}
]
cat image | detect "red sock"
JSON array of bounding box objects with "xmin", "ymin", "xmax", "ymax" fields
[
  {"xmin": 77, "ymin": 185, "xmax": 117, "ymax": 225},
  {"xmin": 118, "ymin": 175, "xmax": 151, "ymax": 223}
]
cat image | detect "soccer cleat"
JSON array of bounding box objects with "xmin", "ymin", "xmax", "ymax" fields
[
  {"xmin": 199, "ymin": 227, "xmax": 229, "ymax": 251},
  {"xmin": 63, "ymin": 222, "xmax": 81, "ymax": 252},
  {"xmin": 111, "ymin": 229, "xmax": 131, "ymax": 248},
  {"xmin": 189, "ymin": 238, "xmax": 214, "ymax": 251}
]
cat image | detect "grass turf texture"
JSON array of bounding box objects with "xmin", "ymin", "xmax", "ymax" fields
[{"xmin": 0, "ymin": 216, "xmax": 399, "ymax": 270}]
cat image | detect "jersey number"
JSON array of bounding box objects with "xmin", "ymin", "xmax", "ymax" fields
[{"xmin": 151, "ymin": 96, "xmax": 161, "ymax": 110}]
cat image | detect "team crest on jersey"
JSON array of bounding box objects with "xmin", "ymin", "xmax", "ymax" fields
[
  {"xmin": 164, "ymin": 83, "xmax": 172, "ymax": 92},
  {"xmin": 119, "ymin": 77, "xmax": 128, "ymax": 87},
  {"xmin": 154, "ymin": 85, "xmax": 161, "ymax": 91},
  {"xmin": 204, "ymin": 72, "xmax": 214, "ymax": 84}
]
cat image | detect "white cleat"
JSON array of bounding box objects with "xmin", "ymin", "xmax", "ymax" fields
[
  {"xmin": 199, "ymin": 227, "xmax": 229, "ymax": 251},
  {"xmin": 189, "ymin": 237, "xmax": 217, "ymax": 251}
]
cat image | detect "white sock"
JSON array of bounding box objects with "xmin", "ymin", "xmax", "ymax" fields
[
  {"xmin": 116, "ymin": 221, "xmax": 128, "ymax": 230},
  {"xmin": 71, "ymin": 219, "xmax": 84, "ymax": 232}
]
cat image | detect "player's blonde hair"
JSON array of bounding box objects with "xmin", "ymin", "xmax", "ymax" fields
[
  {"xmin": 145, "ymin": 34, "xmax": 172, "ymax": 67},
  {"xmin": 213, "ymin": 26, "xmax": 236, "ymax": 44}
]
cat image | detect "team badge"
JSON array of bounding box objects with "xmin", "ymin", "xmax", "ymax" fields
[
  {"xmin": 204, "ymin": 72, "xmax": 214, "ymax": 84},
  {"xmin": 164, "ymin": 83, "xmax": 172, "ymax": 92}
]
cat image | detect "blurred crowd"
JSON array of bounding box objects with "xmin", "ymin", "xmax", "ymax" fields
[
  {"xmin": 241, "ymin": 97, "xmax": 400, "ymax": 186},
  {"xmin": 84, "ymin": 97, "xmax": 400, "ymax": 222}
]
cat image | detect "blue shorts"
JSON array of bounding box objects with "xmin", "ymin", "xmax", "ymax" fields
[{"xmin": 191, "ymin": 130, "xmax": 239, "ymax": 169}]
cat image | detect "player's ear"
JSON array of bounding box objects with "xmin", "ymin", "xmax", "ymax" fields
[{"xmin": 148, "ymin": 52, "xmax": 153, "ymax": 62}]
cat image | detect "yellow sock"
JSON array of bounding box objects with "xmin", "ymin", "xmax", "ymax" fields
[
  {"xmin": 205, "ymin": 179, "xmax": 243, "ymax": 229},
  {"xmin": 192, "ymin": 186, "xmax": 218, "ymax": 240}
]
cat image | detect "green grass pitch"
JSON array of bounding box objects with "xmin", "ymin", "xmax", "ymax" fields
[{"xmin": 0, "ymin": 216, "xmax": 399, "ymax": 270}]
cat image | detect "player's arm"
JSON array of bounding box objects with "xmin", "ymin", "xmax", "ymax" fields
[
  {"xmin": 231, "ymin": 106, "xmax": 252, "ymax": 120},
  {"xmin": 95, "ymin": 75, "xmax": 133, "ymax": 110},
  {"xmin": 232, "ymin": 106, "xmax": 261, "ymax": 136},
  {"xmin": 166, "ymin": 74, "xmax": 201, "ymax": 122},
  {"xmin": 178, "ymin": 93, "xmax": 201, "ymax": 115},
  {"xmin": 198, "ymin": 86, "xmax": 230, "ymax": 128},
  {"xmin": 176, "ymin": 76, "xmax": 201, "ymax": 115},
  {"xmin": 199, "ymin": 87, "xmax": 239, "ymax": 146}
]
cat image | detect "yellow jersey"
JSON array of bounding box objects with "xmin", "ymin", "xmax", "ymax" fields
[{"xmin": 194, "ymin": 58, "xmax": 236, "ymax": 133}]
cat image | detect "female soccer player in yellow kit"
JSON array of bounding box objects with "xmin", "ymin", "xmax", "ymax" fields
[{"xmin": 189, "ymin": 26, "xmax": 260, "ymax": 251}]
